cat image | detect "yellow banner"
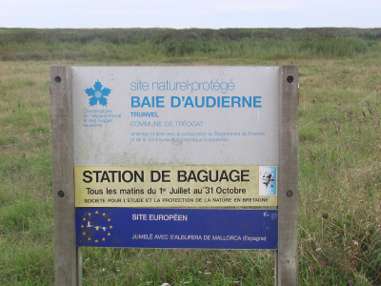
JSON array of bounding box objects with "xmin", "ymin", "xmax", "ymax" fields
[{"xmin": 74, "ymin": 165, "xmax": 277, "ymax": 208}]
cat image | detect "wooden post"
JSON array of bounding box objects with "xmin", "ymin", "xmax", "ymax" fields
[
  {"xmin": 277, "ymin": 66, "xmax": 299, "ymax": 285},
  {"xmin": 50, "ymin": 66, "xmax": 81, "ymax": 286}
]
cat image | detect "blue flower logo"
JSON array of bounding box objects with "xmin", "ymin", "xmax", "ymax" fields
[{"xmin": 85, "ymin": 80, "xmax": 111, "ymax": 106}]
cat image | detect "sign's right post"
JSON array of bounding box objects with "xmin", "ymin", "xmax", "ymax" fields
[{"xmin": 277, "ymin": 65, "xmax": 299, "ymax": 286}]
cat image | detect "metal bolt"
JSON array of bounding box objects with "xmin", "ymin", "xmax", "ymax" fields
[
  {"xmin": 287, "ymin": 75, "xmax": 294, "ymax": 83},
  {"xmin": 54, "ymin": 76, "xmax": 62, "ymax": 83},
  {"xmin": 57, "ymin": 190, "xmax": 65, "ymax": 198},
  {"xmin": 286, "ymin": 190, "xmax": 293, "ymax": 197}
]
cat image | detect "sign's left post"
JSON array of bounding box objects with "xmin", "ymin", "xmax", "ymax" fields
[{"xmin": 50, "ymin": 66, "xmax": 82, "ymax": 286}]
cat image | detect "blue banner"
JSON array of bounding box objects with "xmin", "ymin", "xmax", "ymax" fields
[{"xmin": 76, "ymin": 208, "xmax": 277, "ymax": 249}]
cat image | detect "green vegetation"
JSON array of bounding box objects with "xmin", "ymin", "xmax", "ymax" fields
[
  {"xmin": 0, "ymin": 28, "xmax": 380, "ymax": 285},
  {"xmin": 1, "ymin": 28, "xmax": 380, "ymax": 61}
]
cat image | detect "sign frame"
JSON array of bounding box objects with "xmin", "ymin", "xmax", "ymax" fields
[{"xmin": 50, "ymin": 65, "xmax": 298, "ymax": 286}]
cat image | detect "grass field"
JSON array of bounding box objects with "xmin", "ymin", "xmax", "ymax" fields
[{"xmin": 0, "ymin": 28, "xmax": 380, "ymax": 285}]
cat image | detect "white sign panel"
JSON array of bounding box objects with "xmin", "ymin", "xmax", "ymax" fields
[{"xmin": 72, "ymin": 66, "xmax": 279, "ymax": 165}]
